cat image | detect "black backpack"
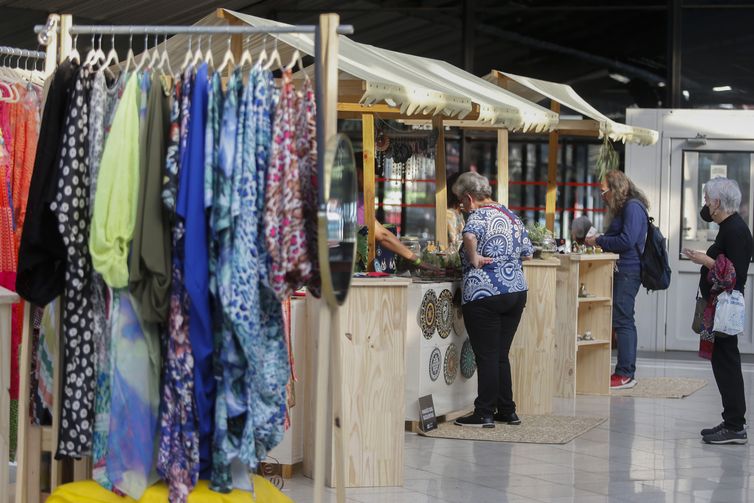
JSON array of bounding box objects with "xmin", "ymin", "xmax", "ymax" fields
[{"xmin": 634, "ymin": 203, "xmax": 671, "ymax": 291}]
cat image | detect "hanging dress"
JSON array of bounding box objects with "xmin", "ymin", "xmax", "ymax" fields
[
  {"xmin": 209, "ymin": 68, "xmax": 247, "ymax": 493},
  {"xmin": 251, "ymin": 68, "xmax": 288, "ymax": 465},
  {"xmin": 51, "ymin": 66, "xmax": 96, "ymax": 459},
  {"xmin": 157, "ymin": 68, "xmax": 200, "ymax": 503},
  {"xmin": 16, "ymin": 59, "xmax": 78, "ymax": 306},
  {"xmin": 263, "ymin": 69, "xmax": 311, "ymax": 301}
]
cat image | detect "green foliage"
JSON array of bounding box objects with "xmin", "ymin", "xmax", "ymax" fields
[
  {"xmin": 525, "ymin": 222, "xmax": 553, "ymax": 246},
  {"xmin": 596, "ymin": 135, "xmax": 619, "ymax": 180}
]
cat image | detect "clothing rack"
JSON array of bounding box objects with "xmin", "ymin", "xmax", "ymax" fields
[
  {"xmin": 0, "ymin": 47, "xmax": 46, "ymax": 60},
  {"xmin": 15, "ymin": 11, "xmax": 347, "ymax": 503}
]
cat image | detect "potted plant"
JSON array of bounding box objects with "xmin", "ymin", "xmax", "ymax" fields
[{"xmin": 526, "ymin": 222, "xmax": 556, "ymax": 259}]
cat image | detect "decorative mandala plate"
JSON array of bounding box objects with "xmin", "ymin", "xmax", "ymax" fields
[
  {"xmin": 452, "ymin": 289, "xmax": 466, "ymax": 337},
  {"xmin": 419, "ymin": 289, "xmax": 437, "ymax": 339},
  {"xmin": 460, "ymin": 338, "xmax": 477, "ymax": 379},
  {"xmin": 428, "ymin": 347, "xmax": 442, "ymax": 382},
  {"xmin": 444, "ymin": 343, "xmax": 458, "ymax": 385},
  {"xmin": 436, "ymin": 289, "xmax": 453, "ymax": 339}
]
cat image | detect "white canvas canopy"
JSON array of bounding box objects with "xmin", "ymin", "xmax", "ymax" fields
[
  {"xmin": 148, "ymin": 9, "xmax": 557, "ymax": 131},
  {"xmin": 489, "ymin": 70, "xmax": 659, "ymax": 146}
]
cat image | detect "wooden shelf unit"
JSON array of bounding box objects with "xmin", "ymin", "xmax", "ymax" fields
[{"xmin": 554, "ymin": 253, "xmax": 618, "ymax": 397}]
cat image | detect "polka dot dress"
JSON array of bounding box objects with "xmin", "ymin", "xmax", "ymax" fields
[{"xmin": 49, "ymin": 67, "xmax": 96, "ymax": 459}]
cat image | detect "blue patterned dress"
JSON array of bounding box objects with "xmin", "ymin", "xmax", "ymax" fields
[{"xmin": 157, "ymin": 68, "xmax": 199, "ymax": 503}]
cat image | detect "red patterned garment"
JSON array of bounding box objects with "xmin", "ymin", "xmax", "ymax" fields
[{"xmin": 264, "ymin": 69, "xmax": 312, "ymax": 301}]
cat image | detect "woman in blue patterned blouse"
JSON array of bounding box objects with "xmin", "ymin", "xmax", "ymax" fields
[{"xmin": 451, "ymin": 172, "xmax": 533, "ymax": 428}]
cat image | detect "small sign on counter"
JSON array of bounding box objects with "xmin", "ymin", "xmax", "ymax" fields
[{"xmin": 418, "ymin": 394, "xmax": 437, "ymax": 432}]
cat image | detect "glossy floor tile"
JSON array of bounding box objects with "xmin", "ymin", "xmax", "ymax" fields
[{"xmin": 281, "ymin": 356, "xmax": 754, "ymax": 502}]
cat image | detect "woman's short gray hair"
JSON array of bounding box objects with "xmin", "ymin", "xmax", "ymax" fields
[
  {"xmin": 452, "ymin": 172, "xmax": 492, "ymax": 201},
  {"xmin": 705, "ymin": 177, "xmax": 742, "ymax": 213},
  {"xmin": 571, "ymin": 216, "xmax": 592, "ymax": 240}
]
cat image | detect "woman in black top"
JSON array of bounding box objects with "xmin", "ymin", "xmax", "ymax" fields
[{"xmin": 683, "ymin": 177, "xmax": 752, "ymax": 444}]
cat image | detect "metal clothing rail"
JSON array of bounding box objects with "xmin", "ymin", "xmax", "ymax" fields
[
  {"xmin": 34, "ymin": 23, "xmax": 354, "ymax": 38},
  {"xmin": 0, "ymin": 46, "xmax": 46, "ymax": 59}
]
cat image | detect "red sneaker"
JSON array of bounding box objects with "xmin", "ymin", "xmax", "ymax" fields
[{"xmin": 610, "ymin": 373, "xmax": 637, "ymax": 390}]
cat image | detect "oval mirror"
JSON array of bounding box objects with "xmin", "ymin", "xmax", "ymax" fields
[{"xmin": 317, "ymin": 133, "xmax": 357, "ymax": 307}]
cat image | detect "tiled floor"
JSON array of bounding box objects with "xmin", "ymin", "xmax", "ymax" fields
[{"xmin": 281, "ymin": 355, "xmax": 754, "ymax": 502}]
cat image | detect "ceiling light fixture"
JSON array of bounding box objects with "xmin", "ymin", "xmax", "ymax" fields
[
  {"xmin": 682, "ymin": 90, "xmax": 690, "ymax": 100},
  {"xmin": 608, "ymin": 72, "xmax": 630, "ymax": 84},
  {"xmin": 713, "ymin": 85, "xmax": 732, "ymax": 92}
]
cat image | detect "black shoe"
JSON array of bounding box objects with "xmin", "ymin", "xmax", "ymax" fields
[
  {"xmin": 493, "ymin": 411, "xmax": 521, "ymax": 425},
  {"xmin": 454, "ymin": 412, "xmax": 494, "ymax": 428},
  {"xmin": 700, "ymin": 422, "xmax": 725, "ymax": 437},
  {"xmin": 702, "ymin": 427, "xmax": 747, "ymax": 445}
]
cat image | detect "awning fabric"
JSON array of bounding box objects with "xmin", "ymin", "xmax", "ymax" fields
[
  {"xmin": 491, "ymin": 71, "xmax": 659, "ymax": 145},
  {"xmin": 164, "ymin": 10, "xmax": 557, "ymax": 131}
]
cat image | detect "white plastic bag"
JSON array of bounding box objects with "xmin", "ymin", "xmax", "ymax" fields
[{"xmin": 714, "ymin": 290, "xmax": 746, "ymax": 336}]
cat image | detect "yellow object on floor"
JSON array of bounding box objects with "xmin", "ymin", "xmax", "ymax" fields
[{"xmin": 46, "ymin": 478, "xmax": 293, "ymax": 503}]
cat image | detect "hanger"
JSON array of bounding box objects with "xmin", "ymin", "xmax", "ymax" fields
[
  {"xmin": 135, "ymin": 33, "xmax": 150, "ymax": 72},
  {"xmin": 191, "ymin": 35, "xmax": 204, "ymax": 67},
  {"xmin": 216, "ymin": 35, "xmax": 235, "ymax": 75},
  {"xmin": 124, "ymin": 31, "xmax": 137, "ymax": 73},
  {"xmin": 148, "ymin": 34, "xmax": 161, "ymax": 69},
  {"xmin": 297, "ymin": 50, "xmax": 309, "ymax": 83},
  {"xmin": 204, "ymin": 35, "xmax": 214, "ymax": 69},
  {"xmin": 256, "ymin": 35, "xmax": 268, "ymax": 68},
  {"xmin": 180, "ymin": 34, "xmax": 193, "ymax": 72},
  {"xmin": 102, "ymin": 34, "xmax": 119, "ymax": 79},
  {"xmin": 157, "ymin": 34, "xmax": 173, "ymax": 77},
  {"xmin": 284, "ymin": 48, "xmax": 300, "ymax": 71},
  {"xmin": 238, "ymin": 35, "xmax": 252, "ymax": 69},
  {"xmin": 262, "ymin": 36, "xmax": 282, "ymax": 71},
  {"xmin": 69, "ymin": 33, "xmax": 81, "ymax": 64}
]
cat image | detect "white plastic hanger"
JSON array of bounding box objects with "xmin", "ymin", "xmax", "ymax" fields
[
  {"xmin": 83, "ymin": 34, "xmax": 98, "ymax": 68},
  {"xmin": 180, "ymin": 35, "xmax": 194, "ymax": 73},
  {"xmin": 256, "ymin": 35, "xmax": 268, "ymax": 68},
  {"xmin": 148, "ymin": 34, "xmax": 161, "ymax": 69},
  {"xmin": 135, "ymin": 34, "xmax": 150, "ymax": 72},
  {"xmin": 216, "ymin": 36, "xmax": 235, "ymax": 75},
  {"xmin": 69, "ymin": 34, "xmax": 81, "ymax": 64},
  {"xmin": 191, "ymin": 35, "xmax": 204, "ymax": 67},
  {"xmin": 204, "ymin": 35, "xmax": 214, "ymax": 69},
  {"xmin": 262, "ymin": 37, "xmax": 282, "ymax": 71},
  {"xmin": 238, "ymin": 35, "xmax": 252, "ymax": 69},
  {"xmin": 124, "ymin": 32, "xmax": 138, "ymax": 73},
  {"xmin": 157, "ymin": 34, "xmax": 173, "ymax": 77},
  {"xmin": 102, "ymin": 34, "xmax": 119, "ymax": 79},
  {"xmin": 284, "ymin": 48, "xmax": 300, "ymax": 71}
]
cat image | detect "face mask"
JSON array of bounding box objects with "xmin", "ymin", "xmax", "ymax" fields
[{"xmin": 700, "ymin": 204, "xmax": 713, "ymax": 223}]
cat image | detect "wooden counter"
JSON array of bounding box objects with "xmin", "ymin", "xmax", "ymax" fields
[
  {"xmin": 303, "ymin": 277, "xmax": 411, "ymax": 488},
  {"xmin": 511, "ymin": 258, "xmax": 559, "ymax": 414}
]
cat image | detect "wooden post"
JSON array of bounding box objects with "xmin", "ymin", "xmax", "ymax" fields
[
  {"xmin": 497, "ymin": 129, "xmax": 509, "ymax": 205},
  {"xmin": 433, "ymin": 116, "xmax": 448, "ymax": 248},
  {"xmin": 362, "ymin": 113, "xmax": 376, "ymax": 271},
  {"xmin": 1, "ymin": 288, "xmax": 19, "ymax": 503},
  {"xmin": 58, "ymin": 14, "xmax": 72, "ymax": 63},
  {"xmin": 313, "ymin": 13, "xmax": 345, "ymax": 503},
  {"xmin": 43, "ymin": 14, "xmax": 59, "ymax": 77},
  {"xmin": 545, "ymin": 101, "xmax": 560, "ymax": 232}
]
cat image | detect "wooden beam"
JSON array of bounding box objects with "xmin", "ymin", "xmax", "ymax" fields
[
  {"xmin": 497, "ymin": 129, "xmax": 509, "ymax": 206},
  {"xmin": 362, "ymin": 113, "xmax": 376, "ymax": 271},
  {"xmin": 546, "ymin": 102, "xmax": 561, "ymax": 232},
  {"xmin": 433, "ymin": 116, "xmax": 448, "ymax": 248}
]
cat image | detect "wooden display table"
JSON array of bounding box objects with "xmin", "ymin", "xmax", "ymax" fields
[
  {"xmin": 511, "ymin": 258, "xmax": 558, "ymax": 414},
  {"xmin": 303, "ymin": 277, "xmax": 411, "ymax": 488},
  {"xmin": 554, "ymin": 253, "xmax": 618, "ymax": 397},
  {"xmin": 1, "ymin": 286, "xmax": 20, "ymax": 502}
]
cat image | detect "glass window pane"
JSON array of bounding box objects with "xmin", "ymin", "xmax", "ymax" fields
[{"xmin": 681, "ymin": 150, "xmax": 752, "ymax": 258}]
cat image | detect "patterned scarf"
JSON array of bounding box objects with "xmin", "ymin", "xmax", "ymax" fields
[{"xmin": 699, "ymin": 254, "xmax": 736, "ymax": 360}]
